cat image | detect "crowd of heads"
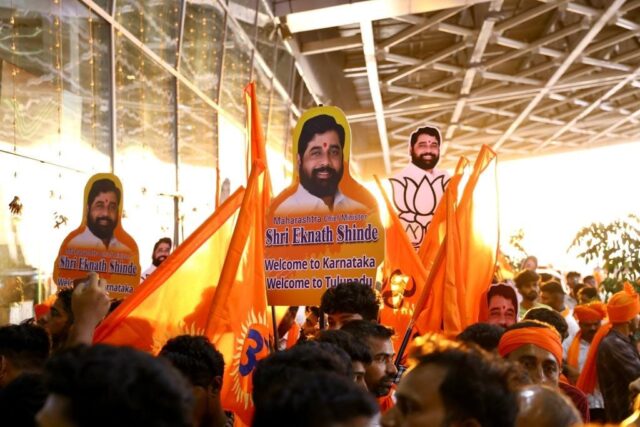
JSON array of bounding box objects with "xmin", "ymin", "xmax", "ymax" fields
[{"xmin": 1, "ymin": 266, "xmax": 639, "ymax": 427}]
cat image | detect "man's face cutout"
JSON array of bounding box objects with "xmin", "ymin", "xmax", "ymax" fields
[
  {"xmin": 411, "ymin": 134, "xmax": 440, "ymax": 171},
  {"xmin": 87, "ymin": 191, "xmax": 118, "ymax": 240},
  {"xmin": 488, "ymin": 295, "xmax": 517, "ymax": 328},
  {"xmin": 298, "ymin": 130, "xmax": 344, "ymax": 198}
]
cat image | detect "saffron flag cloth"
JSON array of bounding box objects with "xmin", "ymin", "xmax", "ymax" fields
[
  {"xmin": 244, "ymin": 81, "xmax": 272, "ymax": 202},
  {"xmin": 93, "ymin": 188, "xmax": 244, "ymax": 352},
  {"xmin": 376, "ymin": 176, "xmax": 429, "ymax": 351},
  {"xmin": 454, "ymin": 145, "xmax": 499, "ymax": 331},
  {"xmin": 413, "ymin": 157, "xmax": 467, "ymax": 334},
  {"xmin": 415, "ymin": 146, "xmax": 498, "ymax": 335},
  {"xmin": 206, "ymin": 161, "xmax": 272, "ymax": 425},
  {"xmin": 418, "ymin": 157, "xmax": 468, "ymax": 269}
]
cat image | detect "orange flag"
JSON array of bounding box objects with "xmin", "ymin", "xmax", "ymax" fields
[
  {"xmin": 415, "ymin": 174, "xmax": 464, "ymax": 334},
  {"xmin": 244, "ymin": 81, "xmax": 272, "ymax": 199},
  {"xmin": 418, "ymin": 157, "xmax": 468, "ymax": 269},
  {"xmin": 376, "ymin": 176, "xmax": 429, "ymax": 351},
  {"xmin": 415, "ymin": 146, "xmax": 498, "ymax": 335},
  {"xmin": 414, "ymin": 158, "xmax": 467, "ymax": 334},
  {"xmin": 206, "ymin": 161, "xmax": 271, "ymax": 425},
  {"xmin": 456, "ymin": 145, "xmax": 499, "ymax": 328},
  {"xmin": 93, "ymin": 187, "xmax": 244, "ymax": 352}
]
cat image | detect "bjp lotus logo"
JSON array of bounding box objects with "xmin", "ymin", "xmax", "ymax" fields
[{"xmin": 390, "ymin": 175, "xmax": 446, "ymax": 247}]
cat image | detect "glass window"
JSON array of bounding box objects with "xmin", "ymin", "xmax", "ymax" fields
[
  {"xmin": 177, "ymin": 80, "xmax": 217, "ymax": 237},
  {"xmin": 255, "ymin": 1, "xmax": 276, "ymax": 71},
  {"xmin": 227, "ymin": 0, "xmax": 258, "ymax": 45},
  {"xmin": 274, "ymin": 39, "xmax": 294, "ymax": 97},
  {"xmin": 114, "ymin": 36, "xmax": 176, "ymax": 258},
  {"xmin": 179, "ymin": 0, "xmax": 225, "ymax": 100},
  {"xmin": 219, "ymin": 18, "xmax": 252, "ymax": 120},
  {"xmin": 115, "ymin": 0, "xmax": 180, "ymax": 65},
  {"xmin": 0, "ymin": 0, "xmax": 111, "ymax": 172},
  {"xmin": 254, "ymin": 63, "xmax": 272, "ymax": 141}
]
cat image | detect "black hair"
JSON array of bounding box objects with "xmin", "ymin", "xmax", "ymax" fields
[
  {"xmin": 87, "ymin": 178, "xmax": 121, "ymax": 207},
  {"xmin": 252, "ymin": 372, "xmax": 378, "ymax": 427},
  {"xmin": 583, "ymin": 275, "xmax": 596, "ymax": 284},
  {"xmin": 306, "ymin": 306, "xmax": 320, "ymax": 318},
  {"xmin": 457, "ymin": 323, "xmax": 505, "ymax": 352},
  {"xmin": 487, "ymin": 284, "xmax": 518, "ymax": 311},
  {"xmin": 316, "ymin": 329, "xmax": 373, "ymax": 364},
  {"xmin": 0, "ymin": 373, "xmax": 47, "ymax": 427},
  {"xmin": 55, "ymin": 289, "xmax": 75, "ymax": 324},
  {"xmin": 252, "ymin": 341, "xmax": 351, "ymax": 410},
  {"xmin": 297, "ymin": 114, "xmax": 345, "ymax": 157},
  {"xmin": 0, "ymin": 324, "xmax": 50, "ymax": 370},
  {"xmin": 514, "ymin": 270, "xmax": 540, "ymax": 289},
  {"xmin": 159, "ymin": 335, "xmax": 225, "ymax": 389},
  {"xmin": 340, "ymin": 320, "xmax": 394, "ymax": 343},
  {"xmin": 577, "ymin": 286, "xmax": 599, "ymax": 301},
  {"xmin": 153, "ymin": 237, "xmax": 172, "ymax": 255},
  {"xmin": 413, "ymin": 347, "xmax": 517, "ymax": 427},
  {"xmin": 540, "ymin": 281, "xmax": 565, "ymax": 295},
  {"xmin": 566, "ymin": 271, "xmax": 580, "ymax": 281},
  {"xmin": 522, "ymin": 308, "xmax": 568, "ymax": 340},
  {"xmin": 43, "ymin": 344, "xmax": 193, "ymax": 427},
  {"xmin": 409, "ymin": 126, "xmax": 441, "ymax": 148},
  {"xmin": 320, "ymin": 282, "xmax": 380, "ymax": 322}
]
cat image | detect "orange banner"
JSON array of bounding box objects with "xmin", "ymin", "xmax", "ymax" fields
[{"xmin": 265, "ymin": 106, "xmax": 384, "ymax": 306}]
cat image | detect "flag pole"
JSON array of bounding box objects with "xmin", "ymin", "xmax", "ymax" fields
[{"xmin": 271, "ymin": 306, "xmax": 280, "ymax": 352}]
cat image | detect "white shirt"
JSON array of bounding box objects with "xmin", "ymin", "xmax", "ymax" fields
[
  {"xmin": 562, "ymin": 308, "xmax": 580, "ymax": 355},
  {"xmin": 67, "ymin": 227, "xmax": 129, "ymax": 251},
  {"xmin": 275, "ymin": 184, "xmax": 367, "ymax": 215},
  {"xmin": 390, "ymin": 163, "xmax": 450, "ymax": 248},
  {"xmin": 140, "ymin": 264, "xmax": 156, "ymax": 283}
]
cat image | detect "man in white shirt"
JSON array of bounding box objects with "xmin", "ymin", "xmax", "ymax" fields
[
  {"xmin": 390, "ymin": 126, "xmax": 450, "ymax": 248},
  {"xmin": 540, "ymin": 281, "xmax": 580, "ymax": 351},
  {"xmin": 276, "ymin": 114, "xmax": 366, "ymax": 215},
  {"xmin": 68, "ymin": 178, "xmax": 131, "ymax": 252},
  {"xmin": 140, "ymin": 237, "xmax": 172, "ymax": 282}
]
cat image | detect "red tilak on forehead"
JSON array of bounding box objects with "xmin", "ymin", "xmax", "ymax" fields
[{"xmin": 323, "ymin": 142, "xmax": 327, "ymax": 148}]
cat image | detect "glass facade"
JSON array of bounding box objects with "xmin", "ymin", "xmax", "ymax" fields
[{"xmin": 0, "ymin": 0, "xmax": 307, "ymax": 322}]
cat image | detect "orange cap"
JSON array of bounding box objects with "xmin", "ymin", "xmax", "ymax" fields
[
  {"xmin": 607, "ymin": 282, "xmax": 640, "ymax": 324},
  {"xmin": 574, "ymin": 302, "xmax": 607, "ymax": 323}
]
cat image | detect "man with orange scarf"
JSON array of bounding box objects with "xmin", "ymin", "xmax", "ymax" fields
[
  {"xmin": 498, "ymin": 321, "xmax": 590, "ymax": 422},
  {"xmin": 577, "ymin": 283, "xmax": 640, "ymax": 422},
  {"xmin": 566, "ymin": 302, "xmax": 606, "ymax": 421}
]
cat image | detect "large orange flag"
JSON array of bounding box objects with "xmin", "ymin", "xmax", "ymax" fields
[
  {"xmin": 206, "ymin": 161, "xmax": 271, "ymax": 425},
  {"xmin": 415, "ymin": 146, "xmax": 498, "ymax": 335},
  {"xmin": 93, "ymin": 188, "xmax": 244, "ymax": 351},
  {"xmin": 456, "ymin": 145, "xmax": 499, "ymax": 328},
  {"xmin": 415, "ymin": 158, "xmax": 467, "ymax": 334},
  {"xmin": 418, "ymin": 157, "xmax": 468, "ymax": 269},
  {"xmin": 376, "ymin": 176, "xmax": 429, "ymax": 351}
]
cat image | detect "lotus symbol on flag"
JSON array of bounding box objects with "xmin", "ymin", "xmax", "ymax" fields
[{"xmin": 390, "ymin": 175, "xmax": 446, "ymax": 247}]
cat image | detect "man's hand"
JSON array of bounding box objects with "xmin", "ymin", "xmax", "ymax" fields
[{"xmin": 66, "ymin": 272, "xmax": 110, "ymax": 347}]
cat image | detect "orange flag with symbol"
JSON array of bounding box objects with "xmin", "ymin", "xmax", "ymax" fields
[
  {"xmin": 93, "ymin": 187, "xmax": 244, "ymax": 352},
  {"xmin": 206, "ymin": 161, "xmax": 271, "ymax": 426}
]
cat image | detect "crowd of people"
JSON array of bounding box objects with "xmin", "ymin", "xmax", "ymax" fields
[{"xmin": 1, "ymin": 263, "xmax": 640, "ymax": 427}]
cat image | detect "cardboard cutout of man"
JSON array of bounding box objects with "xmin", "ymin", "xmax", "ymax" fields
[
  {"xmin": 390, "ymin": 126, "xmax": 450, "ymax": 248},
  {"xmin": 275, "ymin": 114, "xmax": 366, "ymax": 214}
]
